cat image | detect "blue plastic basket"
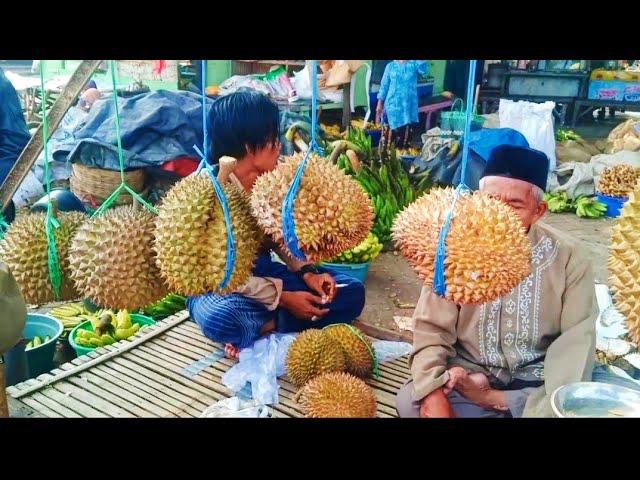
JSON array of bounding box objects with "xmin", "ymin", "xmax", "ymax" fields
[
  {"xmin": 596, "ymin": 193, "xmax": 628, "ymax": 217},
  {"xmin": 320, "ymin": 261, "xmax": 371, "ymax": 283}
]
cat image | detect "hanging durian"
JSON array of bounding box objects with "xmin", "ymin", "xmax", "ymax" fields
[
  {"xmin": 286, "ymin": 329, "xmax": 346, "ymax": 388},
  {"xmin": 608, "ymin": 182, "xmax": 640, "ymax": 344},
  {"xmin": 153, "ymin": 173, "xmax": 262, "ymax": 296},
  {"xmin": 392, "ymin": 187, "xmax": 532, "ymax": 305},
  {"xmin": 300, "ymin": 371, "xmax": 377, "ymax": 418},
  {"xmin": 323, "ymin": 324, "xmax": 375, "ymax": 378},
  {"xmin": 250, "ymin": 152, "xmax": 374, "ymax": 262},
  {"xmin": 68, "ymin": 206, "xmax": 167, "ymax": 310},
  {"xmin": 0, "ymin": 211, "xmax": 87, "ymax": 304}
]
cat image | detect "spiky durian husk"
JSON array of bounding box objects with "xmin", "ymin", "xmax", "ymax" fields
[
  {"xmin": 285, "ymin": 329, "xmax": 346, "ymax": 388},
  {"xmin": 323, "ymin": 324, "xmax": 375, "ymax": 378},
  {"xmin": 300, "ymin": 371, "xmax": 377, "ymax": 418},
  {"xmin": 250, "ymin": 152, "xmax": 374, "ymax": 263},
  {"xmin": 153, "ymin": 174, "xmax": 262, "ymax": 296},
  {"xmin": 0, "ymin": 211, "xmax": 87, "ymax": 304},
  {"xmin": 391, "ymin": 187, "xmax": 532, "ymax": 305},
  {"xmin": 68, "ymin": 206, "xmax": 167, "ymax": 310},
  {"xmin": 608, "ymin": 182, "xmax": 640, "ymax": 344},
  {"xmin": 597, "ymin": 165, "xmax": 639, "ymax": 198}
]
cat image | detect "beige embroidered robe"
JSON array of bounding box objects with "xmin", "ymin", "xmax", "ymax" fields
[{"xmin": 409, "ymin": 222, "xmax": 597, "ymax": 417}]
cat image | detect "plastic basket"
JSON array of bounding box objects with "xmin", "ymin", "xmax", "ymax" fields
[
  {"xmin": 596, "ymin": 193, "xmax": 628, "ymax": 217},
  {"xmin": 22, "ymin": 313, "xmax": 63, "ymax": 378},
  {"xmin": 440, "ymin": 98, "xmax": 485, "ymax": 138},
  {"xmin": 319, "ymin": 261, "xmax": 371, "ymax": 284},
  {"xmin": 69, "ymin": 313, "xmax": 155, "ymax": 357}
]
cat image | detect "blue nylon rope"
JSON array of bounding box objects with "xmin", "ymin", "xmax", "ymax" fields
[
  {"xmin": 433, "ymin": 59, "xmax": 477, "ymax": 296},
  {"xmin": 282, "ymin": 60, "xmax": 323, "ymax": 260},
  {"xmin": 192, "ymin": 60, "xmax": 235, "ymax": 290}
]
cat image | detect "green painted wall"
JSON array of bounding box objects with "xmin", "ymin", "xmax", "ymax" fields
[{"xmin": 429, "ymin": 60, "xmax": 446, "ymax": 94}]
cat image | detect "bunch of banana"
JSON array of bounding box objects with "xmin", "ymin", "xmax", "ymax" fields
[
  {"xmin": 350, "ymin": 118, "xmax": 382, "ymax": 131},
  {"xmin": 140, "ymin": 293, "xmax": 186, "ymax": 320},
  {"xmin": 597, "ymin": 165, "xmax": 639, "ymax": 197},
  {"xmin": 26, "ymin": 335, "xmax": 50, "ymax": 350},
  {"xmin": 353, "ymin": 149, "xmax": 420, "ymax": 243},
  {"xmin": 543, "ymin": 191, "xmax": 574, "ymax": 213},
  {"xmin": 324, "ymin": 232, "xmax": 383, "ymax": 264},
  {"xmin": 575, "ymin": 195, "xmax": 607, "ymax": 218},
  {"xmin": 49, "ymin": 302, "xmax": 92, "ymax": 332},
  {"xmin": 74, "ymin": 309, "xmax": 143, "ymax": 349},
  {"xmin": 397, "ymin": 147, "xmax": 421, "ymax": 157},
  {"xmin": 555, "ymin": 128, "xmax": 580, "ymax": 142},
  {"xmin": 320, "ymin": 123, "xmax": 342, "ymax": 139}
]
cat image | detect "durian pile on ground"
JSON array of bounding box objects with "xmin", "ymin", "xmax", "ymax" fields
[
  {"xmin": 285, "ymin": 325, "xmax": 378, "ymax": 418},
  {"xmin": 69, "ymin": 205, "xmax": 168, "ymax": 311},
  {"xmin": 608, "ymin": 180, "xmax": 640, "ymax": 344},
  {"xmin": 0, "ymin": 211, "xmax": 87, "ymax": 305},
  {"xmin": 597, "ymin": 165, "xmax": 640, "ymax": 198},
  {"xmin": 154, "ymin": 174, "xmax": 262, "ymax": 295},
  {"xmin": 392, "ymin": 187, "xmax": 532, "ymax": 305},
  {"xmin": 251, "ymin": 152, "xmax": 374, "ymax": 262}
]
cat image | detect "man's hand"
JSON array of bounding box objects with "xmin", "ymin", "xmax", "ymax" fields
[
  {"xmin": 279, "ymin": 291, "xmax": 329, "ymax": 321},
  {"xmin": 443, "ymin": 366, "xmax": 468, "ymax": 395},
  {"xmin": 302, "ymin": 272, "xmax": 337, "ymax": 303},
  {"xmin": 419, "ymin": 388, "xmax": 455, "ymax": 418},
  {"xmin": 375, "ymin": 100, "xmax": 383, "ymax": 124},
  {"xmin": 453, "ymin": 371, "xmax": 509, "ymax": 411}
]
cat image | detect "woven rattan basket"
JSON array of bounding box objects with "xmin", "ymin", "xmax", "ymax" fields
[{"xmin": 70, "ymin": 163, "xmax": 147, "ymax": 207}]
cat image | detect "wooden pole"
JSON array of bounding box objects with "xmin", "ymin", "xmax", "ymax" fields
[{"xmin": 0, "ymin": 360, "xmax": 9, "ymax": 418}]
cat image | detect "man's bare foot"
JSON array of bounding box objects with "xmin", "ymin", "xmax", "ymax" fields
[
  {"xmin": 259, "ymin": 318, "xmax": 276, "ymax": 336},
  {"xmin": 224, "ymin": 343, "xmax": 240, "ymax": 359}
]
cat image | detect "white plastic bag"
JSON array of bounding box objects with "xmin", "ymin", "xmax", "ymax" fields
[
  {"xmin": 372, "ymin": 340, "xmax": 413, "ymax": 363},
  {"xmin": 200, "ymin": 397, "xmax": 273, "ymax": 418},
  {"xmin": 499, "ymin": 99, "xmax": 557, "ymax": 170},
  {"xmin": 291, "ymin": 62, "xmax": 327, "ymax": 101},
  {"xmin": 221, "ymin": 332, "xmax": 297, "ymax": 406},
  {"xmin": 546, "ymin": 161, "xmax": 596, "ymax": 199}
]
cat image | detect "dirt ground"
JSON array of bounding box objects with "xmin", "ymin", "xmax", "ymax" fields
[{"xmin": 359, "ymin": 212, "xmax": 614, "ymax": 333}]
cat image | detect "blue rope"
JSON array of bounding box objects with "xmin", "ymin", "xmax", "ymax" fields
[
  {"xmin": 192, "ymin": 60, "xmax": 236, "ymax": 290},
  {"xmin": 433, "ymin": 59, "xmax": 477, "ymax": 297},
  {"xmin": 282, "ymin": 60, "xmax": 323, "ymax": 260}
]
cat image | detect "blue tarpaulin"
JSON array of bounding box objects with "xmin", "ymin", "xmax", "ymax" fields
[
  {"xmin": 52, "ymin": 90, "xmax": 216, "ymax": 170},
  {"xmin": 414, "ymin": 128, "xmax": 530, "ymax": 190}
]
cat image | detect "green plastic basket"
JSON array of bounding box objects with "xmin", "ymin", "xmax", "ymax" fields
[
  {"xmin": 440, "ymin": 98, "xmax": 485, "ymax": 138},
  {"xmin": 69, "ymin": 313, "xmax": 155, "ymax": 357}
]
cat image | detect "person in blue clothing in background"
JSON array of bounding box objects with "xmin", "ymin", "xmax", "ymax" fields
[
  {"xmin": 0, "ymin": 66, "xmax": 31, "ymax": 225},
  {"xmin": 376, "ymin": 60, "xmax": 429, "ymax": 150},
  {"xmin": 187, "ymin": 90, "xmax": 366, "ymax": 359}
]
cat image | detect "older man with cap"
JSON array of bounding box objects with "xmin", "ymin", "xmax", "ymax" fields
[{"xmin": 395, "ymin": 144, "xmax": 599, "ymax": 418}]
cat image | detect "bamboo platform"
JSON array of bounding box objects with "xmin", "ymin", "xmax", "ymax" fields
[{"xmin": 7, "ymin": 311, "xmax": 410, "ymax": 418}]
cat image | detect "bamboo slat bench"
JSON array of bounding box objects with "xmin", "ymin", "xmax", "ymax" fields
[{"xmin": 7, "ymin": 311, "xmax": 410, "ymax": 418}]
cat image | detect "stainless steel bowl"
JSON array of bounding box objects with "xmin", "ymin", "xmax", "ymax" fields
[{"xmin": 551, "ymin": 381, "xmax": 640, "ymax": 418}]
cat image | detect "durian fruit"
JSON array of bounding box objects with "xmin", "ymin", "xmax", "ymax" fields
[
  {"xmin": 251, "ymin": 152, "xmax": 374, "ymax": 262},
  {"xmin": 68, "ymin": 206, "xmax": 168, "ymax": 310},
  {"xmin": 300, "ymin": 372, "xmax": 377, "ymax": 418},
  {"xmin": 598, "ymin": 165, "xmax": 639, "ymax": 198},
  {"xmin": 286, "ymin": 329, "xmax": 346, "ymax": 388},
  {"xmin": 0, "ymin": 260, "xmax": 27, "ymax": 354},
  {"xmin": 323, "ymin": 324, "xmax": 375, "ymax": 378},
  {"xmin": 0, "ymin": 211, "xmax": 87, "ymax": 304},
  {"xmin": 608, "ymin": 182, "xmax": 640, "ymax": 344},
  {"xmin": 153, "ymin": 174, "xmax": 262, "ymax": 295},
  {"xmin": 392, "ymin": 187, "xmax": 532, "ymax": 305}
]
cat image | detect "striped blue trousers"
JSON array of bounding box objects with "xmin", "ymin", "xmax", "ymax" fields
[{"xmin": 187, "ymin": 252, "xmax": 366, "ymax": 349}]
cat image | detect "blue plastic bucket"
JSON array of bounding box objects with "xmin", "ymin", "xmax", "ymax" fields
[
  {"xmin": 365, "ymin": 129, "xmax": 381, "ymax": 147},
  {"xmin": 22, "ymin": 313, "xmax": 63, "ymax": 379},
  {"xmin": 596, "ymin": 193, "xmax": 628, "ymax": 218},
  {"xmin": 320, "ymin": 261, "xmax": 371, "ymax": 283}
]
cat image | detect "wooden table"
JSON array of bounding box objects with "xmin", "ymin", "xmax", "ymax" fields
[{"xmin": 7, "ymin": 311, "xmax": 409, "ymax": 418}]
